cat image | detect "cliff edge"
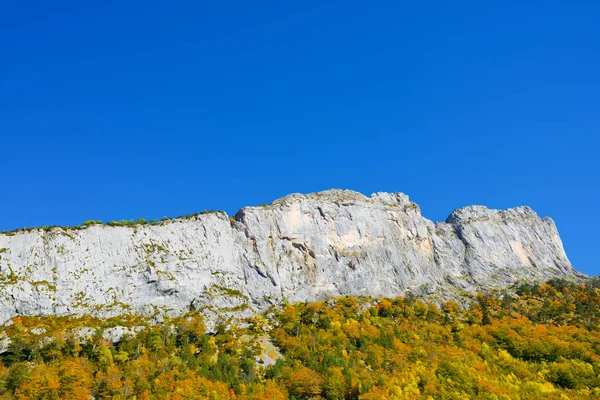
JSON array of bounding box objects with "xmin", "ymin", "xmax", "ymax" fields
[{"xmin": 0, "ymin": 190, "xmax": 581, "ymax": 324}]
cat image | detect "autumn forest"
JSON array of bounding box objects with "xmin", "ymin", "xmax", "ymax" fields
[{"xmin": 2, "ymin": 278, "xmax": 600, "ymax": 399}]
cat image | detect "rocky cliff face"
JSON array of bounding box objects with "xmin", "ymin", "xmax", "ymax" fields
[{"xmin": 0, "ymin": 190, "xmax": 580, "ymax": 325}]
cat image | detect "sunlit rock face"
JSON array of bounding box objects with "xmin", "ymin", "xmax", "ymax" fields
[{"xmin": 0, "ymin": 190, "xmax": 580, "ymax": 325}]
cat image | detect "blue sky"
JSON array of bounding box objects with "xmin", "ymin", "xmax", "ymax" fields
[{"xmin": 1, "ymin": 1, "xmax": 598, "ymax": 274}]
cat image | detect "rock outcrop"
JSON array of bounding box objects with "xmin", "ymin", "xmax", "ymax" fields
[{"xmin": 0, "ymin": 190, "xmax": 581, "ymax": 325}]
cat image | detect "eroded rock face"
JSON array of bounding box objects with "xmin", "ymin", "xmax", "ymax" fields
[{"xmin": 0, "ymin": 190, "xmax": 580, "ymax": 324}]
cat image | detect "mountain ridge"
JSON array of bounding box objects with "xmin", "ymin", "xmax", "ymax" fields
[{"xmin": 0, "ymin": 189, "xmax": 582, "ymax": 327}]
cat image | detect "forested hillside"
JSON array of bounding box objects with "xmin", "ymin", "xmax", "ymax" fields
[{"xmin": 1, "ymin": 278, "xmax": 600, "ymax": 399}]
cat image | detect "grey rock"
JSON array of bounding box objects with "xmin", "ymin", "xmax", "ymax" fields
[
  {"xmin": 103, "ymin": 326, "xmax": 145, "ymax": 343},
  {"xmin": 30, "ymin": 327, "xmax": 47, "ymax": 335},
  {"xmin": 0, "ymin": 189, "xmax": 581, "ymax": 325},
  {"xmin": 0, "ymin": 335, "xmax": 11, "ymax": 354},
  {"xmin": 71, "ymin": 327, "xmax": 96, "ymax": 342}
]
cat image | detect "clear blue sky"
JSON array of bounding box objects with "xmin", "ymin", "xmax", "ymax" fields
[{"xmin": 1, "ymin": 1, "xmax": 598, "ymax": 274}]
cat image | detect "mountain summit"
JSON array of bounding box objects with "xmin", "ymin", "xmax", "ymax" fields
[{"xmin": 0, "ymin": 190, "xmax": 581, "ymax": 325}]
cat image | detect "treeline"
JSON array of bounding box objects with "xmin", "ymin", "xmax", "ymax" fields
[{"xmin": 1, "ymin": 278, "xmax": 600, "ymax": 399}]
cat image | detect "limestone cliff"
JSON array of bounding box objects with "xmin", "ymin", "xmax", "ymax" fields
[{"xmin": 0, "ymin": 190, "xmax": 581, "ymax": 325}]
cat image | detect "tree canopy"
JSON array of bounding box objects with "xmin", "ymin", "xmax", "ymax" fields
[{"xmin": 1, "ymin": 278, "xmax": 600, "ymax": 399}]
